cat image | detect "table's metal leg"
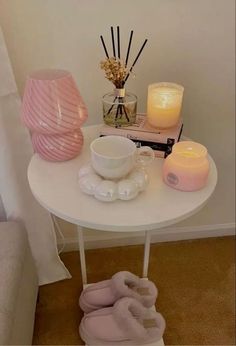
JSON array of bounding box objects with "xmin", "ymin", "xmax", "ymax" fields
[
  {"xmin": 77, "ymin": 226, "xmax": 87, "ymax": 285},
  {"xmin": 143, "ymin": 231, "xmax": 151, "ymax": 278}
]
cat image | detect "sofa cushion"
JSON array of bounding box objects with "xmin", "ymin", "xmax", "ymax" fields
[
  {"xmin": 0, "ymin": 222, "xmax": 27, "ymax": 261},
  {"xmin": 0, "ymin": 222, "xmax": 29, "ymax": 344},
  {"xmin": 0, "ymin": 196, "xmax": 6, "ymax": 221},
  {"xmin": 0, "ymin": 313, "xmax": 11, "ymax": 345}
]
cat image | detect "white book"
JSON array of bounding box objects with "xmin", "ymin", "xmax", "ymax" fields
[
  {"xmin": 100, "ymin": 114, "xmax": 183, "ymax": 158},
  {"xmin": 100, "ymin": 114, "xmax": 183, "ymax": 144}
]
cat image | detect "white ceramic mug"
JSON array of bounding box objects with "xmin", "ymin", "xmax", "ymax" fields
[{"xmin": 90, "ymin": 135, "xmax": 154, "ymax": 179}]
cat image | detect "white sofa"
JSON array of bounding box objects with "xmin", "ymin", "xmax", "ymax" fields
[{"xmin": 0, "ymin": 218, "xmax": 38, "ymax": 345}]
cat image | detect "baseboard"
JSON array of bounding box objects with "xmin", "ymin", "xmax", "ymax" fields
[{"xmin": 58, "ymin": 222, "xmax": 235, "ymax": 252}]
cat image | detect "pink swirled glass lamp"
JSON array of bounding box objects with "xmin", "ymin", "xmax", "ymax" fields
[{"xmin": 21, "ymin": 69, "xmax": 88, "ymax": 161}]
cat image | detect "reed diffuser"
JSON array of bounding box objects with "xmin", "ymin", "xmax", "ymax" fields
[{"xmin": 100, "ymin": 27, "xmax": 148, "ymax": 127}]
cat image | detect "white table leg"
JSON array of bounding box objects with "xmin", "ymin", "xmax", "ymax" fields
[
  {"xmin": 143, "ymin": 231, "xmax": 151, "ymax": 278},
  {"xmin": 77, "ymin": 226, "xmax": 87, "ymax": 285}
]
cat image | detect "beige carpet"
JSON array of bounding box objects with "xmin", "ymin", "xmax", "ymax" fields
[{"xmin": 33, "ymin": 236, "xmax": 235, "ymax": 345}]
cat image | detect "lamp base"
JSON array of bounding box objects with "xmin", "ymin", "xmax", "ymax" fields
[{"xmin": 32, "ymin": 129, "xmax": 84, "ymax": 162}]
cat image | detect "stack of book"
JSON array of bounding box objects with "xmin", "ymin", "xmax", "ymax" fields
[{"xmin": 99, "ymin": 113, "xmax": 183, "ymax": 158}]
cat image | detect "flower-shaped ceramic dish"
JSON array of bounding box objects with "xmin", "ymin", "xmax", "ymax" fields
[{"xmin": 78, "ymin": 163, "xmax": 149, "ymax": 202}]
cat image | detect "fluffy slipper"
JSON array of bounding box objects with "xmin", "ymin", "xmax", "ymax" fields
[
  {"xmin": 79, "ymin": 271, "xmax": 157, "ymax": 313},
  {"xmin": 79, "ymin": 297, "xmax": 165, "ymax": 345}
]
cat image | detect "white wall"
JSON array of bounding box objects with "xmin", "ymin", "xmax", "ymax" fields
[{"xmin": 0, "ymin": 0, "xmax": 235, "ymax": 244}]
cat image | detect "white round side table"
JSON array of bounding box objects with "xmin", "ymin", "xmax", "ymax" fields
[{"xmin": 28, "ymin": 124, "xmax": 217, "ymax": 286}]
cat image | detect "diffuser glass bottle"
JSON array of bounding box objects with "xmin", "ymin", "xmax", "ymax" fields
[{"xmin": 103, "ymin": 89, "xmax": 137, "ymax": 127}]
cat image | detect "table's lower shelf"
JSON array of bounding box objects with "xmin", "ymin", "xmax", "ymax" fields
[{"xmin": 82, "ymin": 284, "xmax": 165, "ymax": 346}]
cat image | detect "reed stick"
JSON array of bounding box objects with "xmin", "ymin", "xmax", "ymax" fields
[
  {"xmin": 100, "ymin": 35, "xmax": 109, "ymax": 59},
  {"xmin": 124, "ymin": 39, "xmax": 148, "ymax": 84},
  {"xmin": 125, "ymin": 30, "xmax": 133, "ymax": 67},
  {"xmin": 117, "ymin": 26, "xmax": 120, "ymax": 59},
  {"xmin": 111, "ymin": 26, "xmax": 116, "ymax": 58}
]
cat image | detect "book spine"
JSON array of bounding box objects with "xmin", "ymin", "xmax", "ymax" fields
[
  {"xmin": 153, "ymin": 150, "xmax": 165, "ymax": 158},
  {"xmin": 99, "ymin": 136, "xmax": 174, "ymax": 158},
  {"xmin": 133, "ymin": 139, "xmax": 169, "ymax": 151},
  {"xmin": 100, "ymin": 128, "xmax": 176, "ymax": 143},
  {"xmin": 132, "ymin": 139, "xmax": 173, "ymax": 158}
]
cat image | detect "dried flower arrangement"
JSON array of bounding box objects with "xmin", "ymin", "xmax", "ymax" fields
[
  {"xmin": 100, "ymin": 27, "xmax": 148, "ymax": 126},
  {"xmin": 100, "ymin": 58, "xmax": 126, "ymax": 89}
]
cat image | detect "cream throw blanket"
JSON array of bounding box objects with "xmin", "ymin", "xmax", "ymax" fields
[{"xmin": 0, "ymin": 27, "xmax": 71, "ymax": 285}]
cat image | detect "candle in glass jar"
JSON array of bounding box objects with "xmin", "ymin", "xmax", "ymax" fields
[
  {"xmin": 162, "ymin": 141, "xmax": 210, "ymax": 191},
  {"xmin": 147, "ymin": 83, "xmax": 184, "ymax": 129}
]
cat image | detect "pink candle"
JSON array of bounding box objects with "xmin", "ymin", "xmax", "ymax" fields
[{"xmin": 163, "ymin": 141, "xmax": 210, "ymax": 191}]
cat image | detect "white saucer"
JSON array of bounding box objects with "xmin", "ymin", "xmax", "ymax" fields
[{"xmin": 78, "ymin": 163, "xmax": 149, "ymax": 202}]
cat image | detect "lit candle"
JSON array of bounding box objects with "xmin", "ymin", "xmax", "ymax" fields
[
  {"xmin": 147, "ymin": 83, "xmax": 184, "ymax": 129},
  {"xmin": 162, "ymin": 141, "xmax": 210, "ymax": 191}
]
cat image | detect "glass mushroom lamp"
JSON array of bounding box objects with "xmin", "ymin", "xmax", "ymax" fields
[
  {"xmin": 162, "ymin": 141, "xmax": 210, "ymax": 191},
  {"xmin": 21, "ymin": 69, "xmax": 88, "ymax": 161},
  {"xmin": 147, "ymin": 83, "xmax": 184, "ymax": 129}
]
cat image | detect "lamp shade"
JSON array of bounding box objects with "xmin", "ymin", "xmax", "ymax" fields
[{"xmin": 21, "ymin": 69, "xmax": 88, "ymax": 135}]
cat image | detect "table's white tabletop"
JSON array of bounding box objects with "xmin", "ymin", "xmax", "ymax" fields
[{"xmin": 28, "ymin": 124, "xmax": 217, "ymax": 232}]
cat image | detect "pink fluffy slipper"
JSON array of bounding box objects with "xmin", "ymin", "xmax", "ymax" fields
[
  {"xmin": 79, "ymin": 297, "xmax": 165, "ymax": 345},
  {"xmin": 79, "ymin": 271, "xmax": 158, "ymax": 313}
]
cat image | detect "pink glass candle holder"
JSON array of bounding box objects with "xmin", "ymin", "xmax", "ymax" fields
[
  {"xmin": 21, "ymin": 69, "xmax": 88, "ymax": 135},
  {"xmin": 162, "ymin": 141, "xmax": 210, "ymax": 191}
]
